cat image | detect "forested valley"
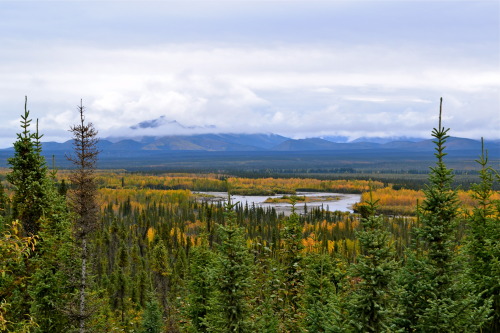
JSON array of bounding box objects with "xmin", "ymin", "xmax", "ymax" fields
[{"xmin": 1, "ymin": 100, "xmax": 499, "ymax": 332}]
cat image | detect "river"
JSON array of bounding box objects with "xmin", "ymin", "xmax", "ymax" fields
[{"xmin": 195, "ymin": 192, "xmax": 361, "ymax": 215}]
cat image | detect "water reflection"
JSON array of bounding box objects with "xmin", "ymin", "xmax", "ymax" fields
[{"xmin": 195, "ymin": 192, "xmax": 361, "ymax": 215}]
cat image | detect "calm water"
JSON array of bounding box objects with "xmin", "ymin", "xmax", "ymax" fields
[{"xmin": 196, "ymin": 192, "xmax": 361, "ymax": 215}]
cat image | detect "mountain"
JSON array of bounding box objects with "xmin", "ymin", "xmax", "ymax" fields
[
  {"xmin": 382, "ymin": 137, "xmax": 493, "ymax": 152},
  {"xmin": 1, "ymin": 133, "xmax": 498, "ymax": 171},
  {"xmin": 272, "ymin": 138, "xmax": 379, "ymax": 151},
  {"xmin": 1, "ymin": 134, "xmax": 498, "ymax": 155},
  {"xmin": 135, "ymin": 133, "xmax": 288, "ymax": 151}
]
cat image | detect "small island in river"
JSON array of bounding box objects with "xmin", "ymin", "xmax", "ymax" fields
[{"xmin": 263, "ymin": 194, "xmax": 341, "ymax": 204}]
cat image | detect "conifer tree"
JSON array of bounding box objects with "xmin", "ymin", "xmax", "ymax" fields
[
  {"xmin": 346, "ymin": 192, "xmax": 397, "ymax": 332},
  {"xmin": 210, "ymin": 200, "xmax": 253, "ymax": 332},
  {"xmin": 185, "ymin": 237, "xmax": 214, "ymax": 333},
  {"xmin": 396, "ymin": 98, "xmax": 490, "ymax": 332},
  {"xmin": 150, "ymin": 239, "xmax": 170, "ymax": 315},
  {"xmin": 7, "ymin": 97, "xmax": 50, "ymax": 236},
  {"xmin": 67, "ymin": 100, "xmax": 99, "ymax": 332},
  {"xmin": 303, "ymin": 252, "xmax": 343, "ymax": 333},
  {"xmin": 140, "ymin": 293, "xmax": 164, "ymax": 333},
  {"xmin": 464, "ymin": 139, "xmax": 500, "ymax": 332},
  {"xmin": 28, "ymin": 190, "xmax": 77, "ymax": 332},
  {"xmin": 252, "ymin": 247, "xmax": 280, "ymax": 333},
  {"xmin": 2, "ymin": 97, "xmax": 78, "ymax": 332},
  {"xmin": 279, "ymin": 205, "xmax": 304, "ymax": 333}
]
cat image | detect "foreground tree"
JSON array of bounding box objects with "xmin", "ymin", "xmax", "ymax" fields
[
  {"xmin": 140, "ymin": 293, "xmax": 164, "ymax": 333},
  {"xmin": 396, "ymin": 98, "xmax": 490, "ymax": 332},
  {"xmin": 67, "ymin": 100, "xmax": 100, "ymax": 332},
  {"xmin": 2, "ymin": 97, "xmax": 77, "ymax": 332},
  {"xmin": 209, "ymin": 199, "xmax": 253, "ymax": 332},
  {"xmin": 185, "ymin": 237, "xmax": 214, "ymax": 332},
  {"xmin": 278, "ymin": 206, "xmax": 305, "ymax": 333},
  {"xmin": 7, "ymin": 97, "xmax": 50, "ymax": 236},
  {"xmin": 347, "ymin": 192, "xmax": 397, "ymax": 332},
  {"xmin": 464, "ymin": 140, "xmax": 500, "ymax": 333},
  {"xmin": 303, "ymin": 252, "xmax": 343, "ymax": 333}
]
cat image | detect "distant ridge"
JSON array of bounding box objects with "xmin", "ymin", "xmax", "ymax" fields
[
  {"xmin": 350, "ymin": 136, "xmax": 425, "ymax": 144},
  {"xmin": 1, "ymin": 133, "xmax": 498, "ymax": 154}
]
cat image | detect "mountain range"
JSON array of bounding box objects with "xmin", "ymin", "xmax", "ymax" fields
[
  {"xmin": 29, "ymin": 133, "xmax": 499, "ymax": 154},
  {"xmin": 1, "ymin": 133, "xmax": 498, "ymax": 171}
]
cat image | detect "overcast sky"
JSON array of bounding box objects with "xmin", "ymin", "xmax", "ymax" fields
[{"xmin": 0, "ymin": 0, "xmax": 498, "ymax": 147}]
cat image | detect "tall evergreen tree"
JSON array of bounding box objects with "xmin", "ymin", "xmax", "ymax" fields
[
  {"xmin": 185, "ymin": 237, "xmax": 214, "ymax": 333},
  {"xmin": 346, "ymin": 192, "xmax": 397, "ymax": 332},
  {"xmin": 2, "ymin": 97, "xmax": 77, "ymax": 332},
  {"xmin": 279, "ymin": 204, "xmax": 304, "ymax": 333},
  {"xmin": 7, "ymin": 97, "xmax": 50, "ymax": 236},
  {"xmin": 396, "ymin": 98, "xmax": 490, "ymax": 332},
  {"xmin": 28, "ymin": 188, "xmax": 77, "ymax": 332},
  {"xmin": 67, "ymin": 100, "xmax": 100, "ymax": 332},
  {"xmin": 210, "ymin": 200, "xmax": 253, "ymax": 332},
  {"xmin": 464, "ymin": 139, "xmax": 500, "ymax": 333},
  {"xmin": 303, "ymin": 252, "xmax": 343, "ymax": 333}
]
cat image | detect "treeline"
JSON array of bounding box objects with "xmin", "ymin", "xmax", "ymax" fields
[
  {"xmin": 1, "ymin": 99, "xmax": 499, "ymax": 332},
  {"xmin": 355, "ymin": 186, "xmax": 500, "ymax": 216}
]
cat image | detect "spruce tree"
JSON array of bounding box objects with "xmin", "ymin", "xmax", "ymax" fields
[
  {"xmin": 2, "ymin": 97, "xmax": 78, "ymax": 332},
  {"xmin": 346, "ymin": 193, "xmax": 396, "ymax": 332},
  {"xmin": 464, "ymin": 139, "xmax": 500, "ymax": 332},
  {"xmin": 67, "ymin": 100, "xmax": 100, "ymax": 332},
  {"xmin": 303, "ymin": 252, "xmax": 343, "ymax": 333},
  {"xmin": 396, "ymin": 98, "xmax": 490, "ymax": 332},
  {"xmin": 28, "ymin": 190, "xmax": 77, "ymax": 332},
  {"xmin": 210, "ymin": 200, "xmax": 253, "ymax": 332},
  {"xmin": 7, "ymin": 97, "xmax": 50, "ymax": 236},
  {"xmin": 185, "ymin": 237, "xmax": 214, "ymax": 333},
  {"xmin": 279, "ymin": 205, "xmax": 304, "ymax": 333},
  {"xmin": 140, "ymin": 293, "xmax": 164, "ymax": 333}
]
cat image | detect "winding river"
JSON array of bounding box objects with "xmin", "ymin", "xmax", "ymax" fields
[{"xmin": 195, "ymin": 192, "xmax": 361, "ymax": 215}]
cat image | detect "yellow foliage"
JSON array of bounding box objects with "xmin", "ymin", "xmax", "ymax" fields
[{"xmin": 146, "ymin": 227, "xmax": 156, "ymax": 243}]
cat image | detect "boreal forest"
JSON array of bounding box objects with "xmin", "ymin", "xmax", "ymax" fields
[{"xmin": 1, "ymin": 98, "xmax": 499, "ymax": 333}]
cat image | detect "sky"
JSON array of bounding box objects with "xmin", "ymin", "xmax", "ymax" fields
[{"xmin": 0, "ymin": 0, "xmax": 498, "ymax": 147}]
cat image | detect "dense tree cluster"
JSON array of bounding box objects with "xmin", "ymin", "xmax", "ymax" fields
[{"xmin": 0, "ymin": 98, "xmax": 498, "ymax": 332}]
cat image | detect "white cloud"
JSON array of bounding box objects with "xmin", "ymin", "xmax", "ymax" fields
[{"xmin": 0, "ymin": 41, "xmax": 498, "ymax": 147}]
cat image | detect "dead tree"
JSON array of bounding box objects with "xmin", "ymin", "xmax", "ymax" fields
[{"xmin": 67, "ymin": 100, "xmax": 99, "ymax": 333}]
